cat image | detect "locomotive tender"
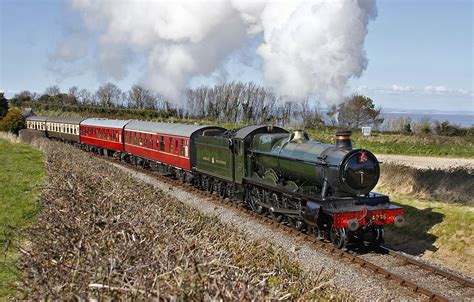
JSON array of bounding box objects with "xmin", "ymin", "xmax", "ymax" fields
[{"xmin": 26, "ymin": 115, "xmax": 404, "ymax": 248}]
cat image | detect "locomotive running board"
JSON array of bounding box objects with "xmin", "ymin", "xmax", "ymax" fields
[
  {"xmin": 243, "ymin": 177, "xmax": 390, "ymax": 209},
  {"xmin": 244, "ymin": 177, "xmax": 315, "ymax": 203}
]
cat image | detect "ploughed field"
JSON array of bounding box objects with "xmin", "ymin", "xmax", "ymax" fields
[{"xmin": 6, "ymin": 138, "xmax": 344, "ymax": 300}]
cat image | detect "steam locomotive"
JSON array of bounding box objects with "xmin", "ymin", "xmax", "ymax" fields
[{"xmin": 26, "ymin": 115, "xmax": 405, "ymax": 248}]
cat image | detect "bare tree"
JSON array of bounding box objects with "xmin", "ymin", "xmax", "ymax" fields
[
  {"xmin": 64, "ymin": 86, "xmax": 79, "ymax": 105},
  {"xmin": 44, "ymin": 85, "xmax": 61, "ymax": 96},
  {"xmin": 77, "ymin": 89, "xmax": 93, "ymax": 104},
  {"xmin": 95, "ymin": 83, "xmax": 123, "ymax": 107},
  {"xmin": 128, "ymin": 85, "xmax": 158, "ymax": 110},
  {"xmin": 326, "ymin": 104, "xmax": 338, "ymax": 126}
]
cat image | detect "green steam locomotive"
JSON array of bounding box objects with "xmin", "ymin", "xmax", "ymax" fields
[{"xmin": 194, "ymin": 125, "xmax": 404, "ymax": 248}]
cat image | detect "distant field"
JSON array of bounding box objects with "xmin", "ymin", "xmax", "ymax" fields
[
  {"xmin": 305, "ymin": 128, "xmax": 474, "ymax": 158},
  {"xmin": 0, "ymin": 138, "xmax": 44, "ymax": 297},
  {"xmin": 35, "ymin": 107, "xmax": 473, "ymax": 158}
]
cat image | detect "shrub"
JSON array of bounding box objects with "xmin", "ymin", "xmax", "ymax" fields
[{"xmin": 0, "ymin": 108, "xmax": 26, "ymax": 134}]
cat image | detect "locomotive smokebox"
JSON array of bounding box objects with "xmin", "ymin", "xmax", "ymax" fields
[{"xmin": 335, "ymin": 130, "xmax": 352, "ymax": 150}]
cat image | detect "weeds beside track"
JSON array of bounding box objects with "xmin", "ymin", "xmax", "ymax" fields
[{"xmin": 12, "ymin": 139, "xmax": 343, "ymax": 300}]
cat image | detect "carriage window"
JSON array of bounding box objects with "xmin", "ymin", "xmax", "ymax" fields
[
  {"xmin": 156, "ymin": 138, "xmax": 159, "ymax": 150},
  {"xmin": 160, "ymin": 136, "xmax": 165, "ymax": 151},
  {"xmin": 181, "ymin": 139, "xmax": 185, "ymax": 156},
  {"xmin": 144, "ymin": 138, "xmax": 148, "ymax": 147},
  {"xmin": 169, "ymin": 138, "xmax": 174, "ymax": 153}
]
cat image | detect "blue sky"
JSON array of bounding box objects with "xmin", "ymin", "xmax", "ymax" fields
[{"xmin": 1, "ymin": 0, "xmax": 473, "ymax": 112}]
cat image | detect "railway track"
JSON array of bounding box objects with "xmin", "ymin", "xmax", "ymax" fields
[{"xmin": 98, "ymin": 154, "xmax": 474, "ymax": 301}]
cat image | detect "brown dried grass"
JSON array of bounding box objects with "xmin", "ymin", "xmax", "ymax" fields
[
  {"xmin": 377, "ymin": 163, "xmax": 474, "ymax": 205},
  {"xmin": 11, "ymin": 138, "xmax": 343, "ymax": 300}
]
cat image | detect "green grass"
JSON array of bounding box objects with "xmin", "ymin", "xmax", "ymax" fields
[
  {"xmin": 384, "ymin": 195, "xmax": 474, "ymax": 276},
  {"xmin": 306, "ymin": 128, "xmax": 474, "ymax": 158},
  {"xmin": 0, "ymin": 138, "xmax": 44, "ymax": 297}
]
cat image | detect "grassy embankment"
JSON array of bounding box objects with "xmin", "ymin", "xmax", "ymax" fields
[
  {"xmin": 0, "ymin": 136, "xmax": 44, "ymax": 297},
  {"xmin": 375, "ymin": 163, "xmax": 473, "ymax": 276},
  {"xmin": 384, "ymin": 196, "xmax": 473, "ymax": 277},
  {"xmin": 35, "ymin": 107, "xmax": 474, "ymax": 158}
]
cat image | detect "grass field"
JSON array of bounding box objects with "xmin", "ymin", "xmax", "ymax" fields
[
  {"xmin": 384, "ymin": 195, "xmax": 474, "ymax": 277},
  {"xmin": 305, "ymin": 128, "xmax": 474, "ymax": 158},
  {"xmin": 0, "ymin": 138, "xmax": 44, "ymax": 297}
]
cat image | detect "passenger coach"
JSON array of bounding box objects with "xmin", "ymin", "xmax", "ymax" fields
[
  {"xmin": 26, "ymin": 116, "xmax": 47, "ymax": 131},
  {"xmin": 123, "ymin": 121, "xmax": 224, "ymax": 171},
  {"xmin": 80, "ymin": 118, "xmax": 130, "ymax": 155},
  {"xmin": 45, "ymin": 116, "xmax": 84, "ymax": 143}
]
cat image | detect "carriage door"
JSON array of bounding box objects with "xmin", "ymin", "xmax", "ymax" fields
[{"xmin": 233, "ymin": 139, "xmax": 244, "ymax": 184}]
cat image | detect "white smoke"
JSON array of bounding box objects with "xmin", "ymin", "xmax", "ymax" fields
[{"xmin": 64, "ymin": 0, "xmax": 376, "ymax": 102}]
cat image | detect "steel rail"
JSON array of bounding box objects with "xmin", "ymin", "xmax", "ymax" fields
[{"xmin": 382, "ymin": 247, "xmax": 474, "ymax": 289}]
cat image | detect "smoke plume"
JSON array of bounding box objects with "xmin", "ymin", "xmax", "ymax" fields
[{"xmin": 64, "ymin": 0, "xmax": 377, "ymax": 102}]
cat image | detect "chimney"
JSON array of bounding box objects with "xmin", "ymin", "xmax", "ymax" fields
[{"xmin": 335, "ymin": 130, "xmax": 352, "ymax": 150}]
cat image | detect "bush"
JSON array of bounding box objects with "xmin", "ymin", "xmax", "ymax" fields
[
  {"xmin": 434, "ymin": 120, "xmax": 464, "ymax": 136},
  {"xmin": 0, "ymin": 93, "xmax": 8, "ymax": 119},
  {"xmin": 0, "ymin": 108, "xmax": 25, "ymax": 134}
]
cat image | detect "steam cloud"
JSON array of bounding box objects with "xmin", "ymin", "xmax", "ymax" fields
[{"xmin": 65, "ymin": 0, "xmax": 377, "ymax": 102}]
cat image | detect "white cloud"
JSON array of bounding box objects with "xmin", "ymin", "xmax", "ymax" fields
[
  {"xmin": 391, "ymin": 84, "xmax": 414, "ymax": 92},
  {"xmin": 355, "ymin": 84, "xmax": 471, "ymax": 97},
  {"xmin": 424, "ymin": 85, "xmax": 469, "ymax": 95}
]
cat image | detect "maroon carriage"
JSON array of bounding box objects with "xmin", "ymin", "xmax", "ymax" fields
[
  {"xmin": 80, "ymin": 118, "xmax": 130, "ymax": 154},
  {"xmin": 123, "ymin": 121, "xmax": 224, "ymax": 171}
]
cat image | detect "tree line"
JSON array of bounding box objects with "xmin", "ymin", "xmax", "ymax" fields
[
  {"xmin": 5, "ymin": 81, "xmax": 385, "ymax": 129},
  {"xmin": 2, "ymin": 81, "xmax": 472, "ymax": 136}
]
